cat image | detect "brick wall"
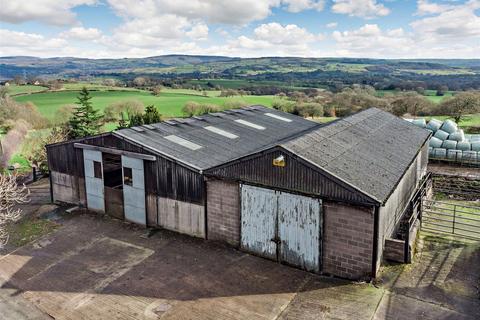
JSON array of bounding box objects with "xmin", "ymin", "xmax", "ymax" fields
[
  {"xmin": 322, "ymin": 201, "xmax": 375, "ymax": 280},
  {"xmin": 207, "ymin": 179, "xmax": 240, "ymax": 246}
]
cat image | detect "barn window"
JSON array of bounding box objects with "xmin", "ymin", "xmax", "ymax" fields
[
  {"xmin": 93, "ymin": 161, "xmax": 102, "ymax": 179},
  {"xmin": 123, "ymin": 167, "xmax": 133, "ymax": 186}
]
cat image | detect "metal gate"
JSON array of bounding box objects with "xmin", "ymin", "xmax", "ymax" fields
[
  {"xmin": 241, "ymin": 184, "xmax": 322, "ymax": 272},
  {"xmin": 422, "ymin": 199, "xmax": 480, "ymax": 240},
  {"xmin": 122, "ymin": 156, "xmax": 146, "ymax": 225},
  {"xmin": 83, "ymin": 149, "xmax": 104, "ymax": 211}
]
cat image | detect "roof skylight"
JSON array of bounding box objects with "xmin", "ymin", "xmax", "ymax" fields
[
  {"xmin": 164, "ymin": 135, "xmax": 202, "ymax": 150},
  {"xmin": 234, "ymin": 119, "xmax": 266, "ymax": 130},
  {"xmin": 204, "ymin": 126, "xmax": 238, "ymax": 139},
  {"xmin": 265, "ymin": 113, "xmax": 292, "ymax": 122}
]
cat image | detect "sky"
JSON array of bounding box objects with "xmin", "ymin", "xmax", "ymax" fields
[{"xmin": 0, "ymin": 0, "xmax": 479, "ymax": 59}]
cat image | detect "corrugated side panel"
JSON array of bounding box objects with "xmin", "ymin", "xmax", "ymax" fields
[
  {"xmin": 208, "ymin": 147, "xmax": 374, "ymax": 205},
  {"xmin": 240, "ymin": 185, "xmax": 277, "ymax": 260},
  {"xmin": 278, "ymin": 192, "xmax": 321, "ymax": 273},
  {"xmin": 47, "ymin": 133, "xmax": 204, "ymax": 205},
  {"xmin": 156, "ymin": 157, "xmax": 204, "ymax": 204}
]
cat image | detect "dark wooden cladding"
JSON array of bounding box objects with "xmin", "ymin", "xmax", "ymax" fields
[
  {"xmin": 47, "ymin": 132, "xmax": 204, "ymax": 205},
  {"xmin": 205, "ymin": 147, "xmax": 376, "ymax": 205}
]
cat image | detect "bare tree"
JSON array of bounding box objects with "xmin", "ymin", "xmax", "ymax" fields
[{"xmin": 0, "ymin": 174, "xmax": 30, "ymax": 248}]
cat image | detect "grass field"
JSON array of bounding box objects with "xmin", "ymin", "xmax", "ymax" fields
[
  {"xmin": 376, "ymin": 89, "xmax": 454, "ymax": 103},
  {"xmin": 6, "ymin": 84, "xmax": 48, "ymax": 95},
  {"xmin": 422, "ymin": 115, "xmax": 480, "ymax": 128},
  {"xmin": 14, "ymin": 89, "xmax": 276, "ymax": 119}
]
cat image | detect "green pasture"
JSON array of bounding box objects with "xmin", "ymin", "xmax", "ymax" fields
[
  {"xmin": 376, "ymin": 89, "xmax": 454, "ymax": 103},
  {"xmin": 422, "ymin": 114, "xmax": 480, "ymax": 129},
  {"xmin": 5, "ymin": 84, "xmax": 48, "ymax": 95},
  {"xmin": 14, "ymin": 89, "xmax": 275, "ymax": 120}
]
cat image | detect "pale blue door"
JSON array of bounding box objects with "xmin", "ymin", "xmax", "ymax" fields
[
  {"xmin": 122, "ymin": 156, "xmax": 146, "ymax": 225},
  {"xmin": 83, "ymin": 149, "xmax": 104, "ymax": 211}
]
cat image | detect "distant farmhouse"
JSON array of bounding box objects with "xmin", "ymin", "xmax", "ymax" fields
[{"xmin": 46, "ymin": 106, "xmax": 430, "ymax": 280}]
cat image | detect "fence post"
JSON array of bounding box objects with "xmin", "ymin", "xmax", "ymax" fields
[{"xmin": 452, "ymin": 205, "xmax": 456, "ymax": 235}]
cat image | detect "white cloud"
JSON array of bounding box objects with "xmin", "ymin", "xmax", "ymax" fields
[
  {"xmin": 0, "ymin": 1, "xmax": 96, "ymax": 26},
  {"xmin": 107, "ymin": 0, "xmax": 281, "ymax": 25},
  {"xmin": 411, "ymin": 0, "xmax": 480, "ymax": 40},
  {"xmin": 331, "ymin": 0, "xmax": 390, "ymax": 19},
  {"xmin": 60, "ymin": 26, "xmax": 102, "ymax": 41},
  {"xmin": 221, "ymin": 23, "xmax": 324, "ymax": 56},
  {"xmin": 332, "ymin": 17, "xmax": 480, "ymax": 59},
  {"xmin": 282, "ymin": 0, "xmax": 325, "ymax": 13},
  {"xmin": 186, "ymin": 24, "xmax": 209, "ymax": 41},
  {"xmin": 415, "ymin": 0, "xmax": 454, "ymax": 15},
  {"xmin": 0, "ymin": 29, "xmax": 68, "ymax": 56},
  {"xmin": 326, "ymin": 22, "xmax": 338, "ymax": 28}
]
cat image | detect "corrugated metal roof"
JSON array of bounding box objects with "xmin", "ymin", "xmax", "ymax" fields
[
  {"xmin": 114, "ymin": 105, "xmax": 320, "ymax": 171},
  {"xmin": 281, "ymin": 108, "xmax": 430, "ymax": 203}
]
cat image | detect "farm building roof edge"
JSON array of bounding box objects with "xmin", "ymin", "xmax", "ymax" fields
[{"xmin": 46, "ymin": 106, "xmax": 430, "ymax": 205}]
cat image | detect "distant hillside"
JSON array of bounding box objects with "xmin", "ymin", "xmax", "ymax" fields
[{"xmin": 1, "ymin": 55, "xmax": 479, "ymax": 91}]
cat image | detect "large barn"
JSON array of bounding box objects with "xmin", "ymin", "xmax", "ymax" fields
[{"xmin": 46, "ymin": 106, "xmax": 430, "ymax": 280}]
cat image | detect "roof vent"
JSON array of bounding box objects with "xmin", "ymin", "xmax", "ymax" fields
[
  {"xmin": 131, "ymin": 126, "xmax": 145, "ymax": 132},
  {"xmin": 164, "ymin": 120, "xmax": 179, "ymax": 125},
  {"xmin": 192, "ymin": 116, "xmax": 206, "ymax": 121}
]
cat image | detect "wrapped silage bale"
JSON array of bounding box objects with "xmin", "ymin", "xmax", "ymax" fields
[
  {"xmin": 462, "ymin": 151, "xmax": 477, "ymax": 162},
  {"xmin": 426, "ymin": 118, "xmax": 443, "ymax": 132},
  {"xmin": 432, "ymin": 148, "xmax": 447, "ymax": 159},
  {"xmin": 412, "ymin": 118, "xmax": 426, "ymax": 128},
  {"xmin": 472, "ymin": 142, "xmax": 480, "ymax": 152},
  {"xmin": 440, "ymin": 119, "xmax": 458, "ymax": 134},
  {"xmin": 470, "ymin": 135, "xmax": 480, "ymax": 143},
  {"xmin": 428, "ymin": 147, "xmax": 434, "ymax": 156},
  {"xmin": 447, "ymin": 149, "xmax": 462, "ymax": 160},
  {"xmin": 457, "ymin": 141, "xmax": 471, "ymax": 151},
  {"xmin": 442, "ymin": 140, "xmax": 457, "ymax": 149},
  {"xmin": 429, "ymin": 136, "xmax": 443, "ymax": 148},
  {"xmin": 434, "ymin": 130, "xmax": 449, "ymax": 141},
  {"xmin": 449, "ymin": 129, "xmax": 465, "ymax": 142}
]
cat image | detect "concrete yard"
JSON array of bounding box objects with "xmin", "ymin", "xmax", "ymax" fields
[{"xmin": 0, "ymin": 182, "xmax": 479, "ymax": 319}]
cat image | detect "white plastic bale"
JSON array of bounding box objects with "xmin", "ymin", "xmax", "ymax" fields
[
  {"xmin": 441, "ymin": 140, "xmax": 458, "ymax": 149},
  {"xmin": 426, "ymin": 119, "xmax": 443, "ymax": 132},
  {"xmin": 472, "ymin": 142, "xmax": 480, "ymax": 152},
  {"xmin": 440, "ymin": 119, "xmax": 458, "ymax": 134},
  {"xmin": 463, "ymin": 151, "xmax": 477, "ymax": 161},
  {"xmin": 449, "ymin": 129, "xmax": 465, "ymax": 142},
  {"xmin": 428, "ymin": 147, "xmax": 434, "ymax": 156},
  {"xmin": 434, "ymin": 129, "xmax": 449, "ymax": 141},
  {"xmin": 447, "ymin": 150, "xmax": 462, "ymax": 160},
  {"xmin": 412, "ymin": 118, "xmax": 426, "ymax": 128},
  {"xmin": 432, "ymin": 148, "xmax": 447, "ymax": 159},
  {"xmin": 429, "ymin": 136, "xmax": 443, "ymax": 148},
  {"xmin": 456, "ymin": 141, "xmax": 471, "ymax": 151}
]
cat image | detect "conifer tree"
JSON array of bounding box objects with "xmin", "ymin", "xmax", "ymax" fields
[
  {"xmin": 68, "ymin": 87, "xmax": 103, "ymax": 138},
  {"xmin": 143, "ymin": 105, "xmax": 161, "ymax": 124}
]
